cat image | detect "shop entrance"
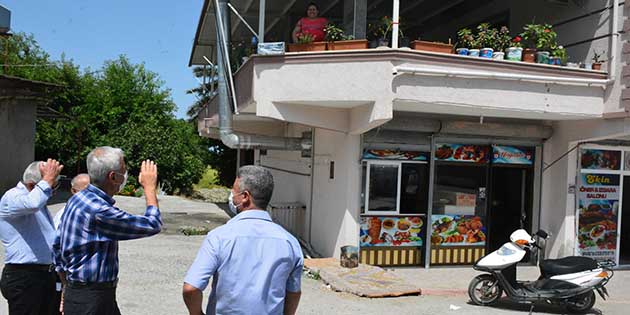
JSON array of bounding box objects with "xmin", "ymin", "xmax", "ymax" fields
[
  {"xmin": 620, "ymin": 176, "xmax": 630, "ymax": 265},
  {"xmin": 489, "ymin": 167, "xmax": 533, "ymax": 254}
]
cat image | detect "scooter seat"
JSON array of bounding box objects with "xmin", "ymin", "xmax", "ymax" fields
[{"xmin": 540, "ymin": 256, "xmax": 598, "ymax": 278}]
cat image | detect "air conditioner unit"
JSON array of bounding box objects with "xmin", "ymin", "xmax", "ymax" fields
[{"xmin": 0, "ymin": 5, "xmax": 10, "ymax": 34}]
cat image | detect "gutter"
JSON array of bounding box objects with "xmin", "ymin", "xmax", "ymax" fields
[{"xmin": 213, "ymin": 0, "xmax": 310, "ymax": 151}]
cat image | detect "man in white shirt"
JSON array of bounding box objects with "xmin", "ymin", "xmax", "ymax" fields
[{"xmin": 53, "ymin": 173, "xmax": 90, "ymax": 229}]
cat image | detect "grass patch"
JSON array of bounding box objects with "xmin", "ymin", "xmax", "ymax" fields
[{"xmin": 179, "ymin": 226, "xmax": 211, "ymax": 236}]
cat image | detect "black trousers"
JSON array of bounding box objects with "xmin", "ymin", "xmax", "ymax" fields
[
  {"xmin": 0, "ymin": 265, "xmax": 59, "ymax": 315},
  {"xmin": 63, "ymin": 283, "xmax": 120, "ymax": 315}
]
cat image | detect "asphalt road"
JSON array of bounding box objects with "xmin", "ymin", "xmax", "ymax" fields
[{"xmin": 1, "ymin": 195, "xmax": 628, "ymax": 314}]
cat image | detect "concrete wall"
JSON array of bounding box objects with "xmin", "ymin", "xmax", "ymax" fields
[
  {"xmin": 0, "ymin": 99, "xmax": 37, "ymax": 194},
  {"xmin": 541, "ymin": 117, "xmax": 630, "ymax": 258}
]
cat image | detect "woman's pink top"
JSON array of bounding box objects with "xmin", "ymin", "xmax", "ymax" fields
[{"xmin": 297, "ymin": 17, "xmax": 328, "ymax": 42}]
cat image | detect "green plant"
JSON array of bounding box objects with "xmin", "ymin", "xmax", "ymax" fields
[
  {"xmin": 296, "ymin": 33, "xmax": 315, "ymax": 44},
  {"xmin": 552, "ymin": 45, "xmax": 567, "ymax": 63},
  {"xmin": 456, "ymin": 28, "xmax": 476, "ymax": 48},
  {"xmin": 495, "ymin": 26, "xmax": 513, "ymax": 51},
  {"xmin": 368, "ymin": 16, "xmax": 404, "ymax": 40},
  {"xmin": 324, "ymin": 23, "xmax": 345, "ymax": 42},
  {"xmin": 520, "ymin": 23, "xmax": 557, "ymax": 50},
  {"xmin": 179, "ymin": 226, "xmax": 211, "ymax": 236},
  {"xmin": 476, "ymin": 23, "xmax": 498, "ymax": 49},
  {"xmin": 592, "ymin": 50, "xmax": 606, "ymax": 63}
]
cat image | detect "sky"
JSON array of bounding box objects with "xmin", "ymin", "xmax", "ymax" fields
[{"xmin": 2, "ymin": 0, "xmax": 203, "ymax": 119}]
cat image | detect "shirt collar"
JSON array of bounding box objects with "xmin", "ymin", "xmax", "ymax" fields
[
  {"xmin": 228, "ymin": 210, "xmax": 272, "ymax": 224},
  {"xmin": 86, "ymin": 184, "xmax": 116, "ymax": 206},
  {"xmin": 16, "ymin": 182, "xmax": 27, "ymax": 191}
]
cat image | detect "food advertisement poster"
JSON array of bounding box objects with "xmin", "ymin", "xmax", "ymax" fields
[
  {"xmin": 435, "ymin": 144, "xmax": 490, "ymax": 163},
  {"xmin": 492, "ymin": 145, "xmax": 534, "ymax": 165},
  {"xmin": 431, "ymin": 215, "xmax": 486, "ymax": 247},
  {"xmin": 360, "ymin": 216, "xmax": 424, "ymax": 247},
  {"xmin": 362, "ymin": 149, "xmax": 428, "ymax": 161},
  {"xmin": 577, "ymin": 173, "xmax": 619, "ymax": 261},
  {"xmin": 581, "ymin": 149, "xmax": 621, "ymax": 170}
]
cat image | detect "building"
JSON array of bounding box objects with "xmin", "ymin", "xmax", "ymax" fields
[{"xmin": 190, "ymin": 0, "xmax": 630, "ymax": 268}]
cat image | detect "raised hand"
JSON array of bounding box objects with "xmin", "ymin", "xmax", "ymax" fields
[
  {"xmin": 139, "ymin": 160, "xmax": 158, "ymax": 192},
  {"xmin": 40, "ymin": 158, "xmax": 64, "ymax": 188}
]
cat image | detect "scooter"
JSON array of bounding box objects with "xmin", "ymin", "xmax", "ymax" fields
[{"xmin": 468, "ymin": 229, "xmax": 614, "ymax": 313}]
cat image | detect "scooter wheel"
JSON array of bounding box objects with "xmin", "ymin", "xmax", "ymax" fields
[
  {"xmin": 468, "ymin": 274, "xmax": 503, "ymax": 306},
  {"xmin": 567, "ymin": 291, "xmax": 596, "ymax": 313}
]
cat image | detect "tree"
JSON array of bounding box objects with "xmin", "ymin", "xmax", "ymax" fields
[{"xmin": 3, "ymin": 33, "xmax": 208, "ymax": 194}]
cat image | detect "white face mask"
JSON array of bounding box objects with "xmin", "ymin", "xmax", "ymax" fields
[
  {"xmin": 228, "ymin": 191, "xmax": 242, "ymax": 214},
  {"xmin": 116, "ymin": 171, "xmax": 128, "ymax": 193}
]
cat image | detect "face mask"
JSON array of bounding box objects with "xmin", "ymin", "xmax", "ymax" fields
[
  {"xmin": 228, "ymin": 191, "xmax": 242, "ymax": 214},
  {"xmin": 117, "ymin": 171, "xmax": 128, "ymax": 193}
]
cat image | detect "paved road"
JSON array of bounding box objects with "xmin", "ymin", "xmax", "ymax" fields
[{"xmin": 1, "ymin": 195, "xmax": 628, "ymax": 314}]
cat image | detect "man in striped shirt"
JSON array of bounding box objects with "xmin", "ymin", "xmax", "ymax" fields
[{"xmin": 53, "ymin": 146, "xmax": 162, "ymax": 315}]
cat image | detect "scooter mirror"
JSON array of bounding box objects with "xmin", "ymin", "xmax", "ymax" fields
[{"xmin": 535, "ymin": 230, "xmax": 549, "ymax": 239}]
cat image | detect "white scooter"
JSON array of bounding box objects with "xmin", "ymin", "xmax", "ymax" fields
[{"xmin": 468, "ymin": 229, "xmax": 614, "ymax": 313}]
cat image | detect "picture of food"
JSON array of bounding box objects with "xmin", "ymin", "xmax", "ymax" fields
[
  {"xmin": 581, "ymin": 149, "xmax": 621, "ymax": 170},
  {"xmin": 436, "ymin": 145, "xmax": 453, "ymax": 159},
  {"xmin": 431, "ymin": 214, "xmax": 486, "ymax": 246},
  {"xmin": 590, "ymin": 225, "xmax": 606, "ymax": 239},
  {"xmin": 410, "ymin": 217, "xmax": 423, "ymax": 228},
  {"xmin": 431, "ymin": 234, "xmax": 443, "ymax": 245},
  {"xmin": 397, "ymin": 218, "xmax": 411, "ymax": 231},
  {"xmin": 360, "ymin": 234, "xmax": 372, "ymax": 245},
  {"xmin": 368, "ymin": 217, "xmax": 382, "ymax": 244},
  {"xmin": 382, "ymin": 219, "xmax": 395, "ymax": 230}
]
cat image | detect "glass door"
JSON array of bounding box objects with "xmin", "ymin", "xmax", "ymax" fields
[{"xmin": 620, "ymin": 176, "xmax": 630, "ymax": 265}]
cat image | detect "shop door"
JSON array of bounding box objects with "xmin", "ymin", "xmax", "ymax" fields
[
  {"xmin": 620, "ymin": 176, "xmax": 630, "ymax": 265},
  {"xmin": 489, "ymin": 167, "xmax": 533, "ymax": 253}
]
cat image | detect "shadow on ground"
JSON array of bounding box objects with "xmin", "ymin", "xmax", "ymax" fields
[{"xmin": 467, "ymin": 298, "xmax": 604, "ymax": 315}]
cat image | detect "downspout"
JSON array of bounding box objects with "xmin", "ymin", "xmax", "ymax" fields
[
  {"xmin": 214, "ymin": 0, "xmax": 310, "ymax": 151},
  {"xmin": 609, "ymin": 0, "xmax": 619, "ymax": 81}
]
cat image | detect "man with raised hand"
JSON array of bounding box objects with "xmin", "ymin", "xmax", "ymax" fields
[
  {"xmin": 54, "ymin": 146, "xmax": 162, "ymax": 315},
  {"xmin": 0, "ymin": 159, "xmax": 64, "ymax": 314}
]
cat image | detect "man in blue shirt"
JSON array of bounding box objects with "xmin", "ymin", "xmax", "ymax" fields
[
  {"xmin": 183, "ymin": 165, "xmax": 304, "ymax": 315},
  {"xmin": 0, "ymin": 158, "xmax": 64, "ymax": 315},
  {"xmin": 53, "ymin": 146, "xmax": 162, "ymax": 315}
]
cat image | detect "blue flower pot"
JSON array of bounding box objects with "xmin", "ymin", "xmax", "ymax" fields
[
  {"xmin": 468, "ymin": 49, "xmax": 480, "ymax": 57},
  {"xmin": 456, "ymin": 48, "xmax": 469, "ymax": 55},
  {"xmin": 480, "ymin": 48, "xmax": 494, "ymax": 58}
]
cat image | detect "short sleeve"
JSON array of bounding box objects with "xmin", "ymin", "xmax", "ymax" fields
[
  {"xmin": 184, "ymin": 232, "xmax": 222, "ymax": 291},
  {"xmin": 286, "ymin": 246, "xmax": 304, "ymax": 293}
]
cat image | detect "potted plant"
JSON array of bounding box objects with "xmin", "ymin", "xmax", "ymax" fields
[
  {"xmin": 550, "ymin": 45, "xmax": 567, "ymax": 66},
  {"xmin": 521, "ymin": 23, "xmax": 556, "ymax": 64},
  {"xmin": 505, "ymin": 36, "xmax": 523, "ymax": 61},
  {"xmin": 456, "ymin": 28, "xmax": 474, "ymax": 55},
  {"xmin": 493, "ymin": 26, "xmax": 512, "ymax": 60},
  {"xmin": 287, "ymin": 33, "xmax": 327, "ymax": 52},
  {"xmin": 592, "ymin": 50, "xmax": 605, "ymax": 70},
  {"xmin": 324, "ymin": 23, "xmax": 368, "ymax": 51},
  {"xmin": 476, "ymin": 23, "xmax": 497, "ymax": 58}
]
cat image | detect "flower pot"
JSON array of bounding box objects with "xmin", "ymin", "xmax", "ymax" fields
[
  {"xmin": 566, "ymin": 62, "xmax": 579, "ymax": 68},
  {"xmin": 456, "ymin": 48, "xmax": 469, "ymax": 55},
  {"xmin": 592, "ymin": 63, "xmax": 603, "ymax": 71},
  {"xmin": 523, "ymin": 48, "xmax": 537, "ymax": 63},
  {"xmin": 287, "ymin": 41, "xmax": 327, "ymax": 52},
  {"xmin": 536, "ymin": 51, "xmax": 550, "ymax": 64},
  {"xmin": 582, "ymin": 63, "xmax": 593, "ymax": 70},
  {"xmin": 505, "ymin": 47, "xmax": 523, "ymax": 61},
  {"xmin": 480, "ymin": 48, "xmax": 494, "ymax": 58},
  {"xmin": 327, "ymin": 39, "xmax": 369, "ymax": 51},
  {"xmin": 468, "ymin": 49, "xmax": 480, "ymax": 57},
  {"xmin": 411, "ymin": 40, "xmax": 454, "ymax": 54},
  {"xmin": 399, "ymin": 37, "xmax": 411, "ymax": 48},
  {"xmin": 378, "ymin": 38, "xmax": 389, "ymax": 47},
  {"xmin": 492, "ymin": 52, "xmax": 505, "ymax": 60},
  {"xmin": 548, "ymin": 57, "xmax": 562, "ymax": 66}
]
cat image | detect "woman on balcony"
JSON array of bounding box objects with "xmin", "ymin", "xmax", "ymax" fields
[{"xmin": 291, "ymin": 2, "xmax": 328, "ymax": 43}]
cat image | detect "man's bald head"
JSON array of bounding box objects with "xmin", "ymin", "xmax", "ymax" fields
[{"xmin": 71, "ymin": 173, "xmax": 90, "ymax": 194}]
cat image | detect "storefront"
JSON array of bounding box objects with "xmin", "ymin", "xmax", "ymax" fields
[
  {"xmin": 359, "ymin": 137, "xmax": 542, "ymax": 268},
  {"xmin": 576, "ymin": 145, "xmax": 630, "ymax": 267}
]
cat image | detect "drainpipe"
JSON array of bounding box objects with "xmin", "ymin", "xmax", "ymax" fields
[
  {"xmin": 609, "ymin": 0, "xmax": 619, "ymax": 81},
  {"xmin": 214, "ymin": 0, "xmax": 310, "ymax": 151}
]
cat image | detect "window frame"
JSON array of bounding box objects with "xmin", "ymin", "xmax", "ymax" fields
[{"xmin": 363, "ymin": 159, "xmax": 428, "ymax": 215}]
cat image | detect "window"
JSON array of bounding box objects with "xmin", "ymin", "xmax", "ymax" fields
[
  {"xmin": 432, "ymin": 164, "xmax": 487, "ymax": 216},
  {"xmin": 363, "ymin": 160, "xmax": 429, "ymax": 215}
]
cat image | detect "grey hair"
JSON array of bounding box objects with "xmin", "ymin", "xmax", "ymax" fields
[
  {"xmin": 71, "ymin": 173, "xmax": 90, "ymax": 189},
  {"xmin": 22, "ymin": 161, "xmax": 43, "ymax": 184},
  {"xmin": 87, "ymin": 146, "xmax": 125, "ymax": 187},
  {"xmin": 236, "ymin": 165, "xmax": 274, "ymax": 210}
]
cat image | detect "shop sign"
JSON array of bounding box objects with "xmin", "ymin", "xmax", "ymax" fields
[
  {"xmin": 360, "ymin": 216, "xmax": 424, "ymax": 247},
  {"xmin": 435, "ymin": 144, "xmax": 490, "ymax": 163},
  {"xmin": 362, "ymin": 149, "xmax": 428, "ymax": 161},
  {"xmin": 430, "ymin": 215, "xmax": 486, "ymax": 247},
  {"xmin": 577, "ymin": 173, "xmax": 619, "ymax": 261},
  {"xmin": 580, "ymin": 149, "xmax": 621, "ymax": 170},
  {"xmin": 492, "ymin": 145, "xmax": 534, "ymax": 165}
]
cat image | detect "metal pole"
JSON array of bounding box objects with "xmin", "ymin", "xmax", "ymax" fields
[
  {"xmin": 609, "ymin": 0, "xmax": 619, "ymax": 80},
  {"xmin": 227, "ymin": 3, "xmax": 259, "ymax": 39},
  {"xmin": 215, "ymin": 0, "xmax": 239, "ymax": 114},
  {"xmin": 391, "ymin": 0, "xmax": 400, "ymax": 49},
  {"xmin": 258, "ymin": 0, "xmax": 266, "ymax": 43}
]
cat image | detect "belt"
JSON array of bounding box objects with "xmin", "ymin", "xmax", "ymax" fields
[
  {"xmin": 67, "ymin": 279, "xmax": 118, "ymax": 289},
  {"xmin": 4, "ymin": 264, "xmax": 54, "ymax": 272}
]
